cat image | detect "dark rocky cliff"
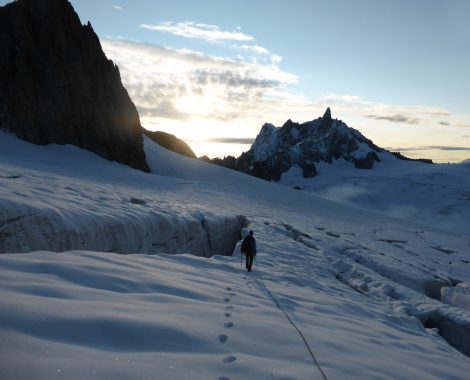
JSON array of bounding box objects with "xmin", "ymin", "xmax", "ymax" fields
[{"xmin": 0, "ymin": 0, "xmax": 149, "ymax": 172}]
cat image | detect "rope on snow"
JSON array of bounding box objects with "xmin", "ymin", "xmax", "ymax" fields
[{"xmin": 256, "ymin": 278, "xmax": 328, "ymax": 380}]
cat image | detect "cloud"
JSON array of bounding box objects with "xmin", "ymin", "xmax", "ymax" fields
[
  {"xmin": 191, "ymin": 69, "xmax": 282, "ymax": 89},
  {"xmin": 207, "ymin": 137, "xmax": 255, "ymax": 144},
  {"xmin": 233, "ymin": 44, "xmax": 283, "ymax": 65},
  {"xmin": 315, "ymin": 94, "xmax": 459, "ymax": 128},
  {"xmin": 138, "ymin": 103, "xmax": 189, "ymax": 121},
  {"xmin": 238, "ymin": 44, "xmax": 270, "ymax": 55},
  {"xmin": 366, "ymin": 113, "xmax": 420, "ymax": 125},
  {"xmin": 101, "ymin": 39, "xmax": 299, "ymax": 130},
  {"xmin": 140, "ymin": 22, "xmax": 254, "ymax": 42},
  {"xmin": 105, "ymin": 35, "xmax": 139, "ymax": 43},
  {"xmin": 429, "ymin": 146, "xmax": 470, "ymax": 151},
  {"xmin": 386, "ymin": 146, "xmax": 470, "ymax": 152},
  {"xmin": 359, "ymin": 105, "xmax": 458, "ymax": 127},
  {"xmin": 112, "ymin": 5, "xmax": 123, "ymax": 11}
]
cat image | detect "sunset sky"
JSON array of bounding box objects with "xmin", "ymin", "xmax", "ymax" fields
[{"xmin": 6, "ymin": 0, "xmax": 470, "ymax": 162}]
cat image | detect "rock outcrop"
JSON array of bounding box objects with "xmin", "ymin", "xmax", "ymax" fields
[
  {"xmin": 391, "ymin": 151, "xmax": 433, "ymax": 164},
  {"xmin": 143, "ymin": 129, "xmax": 196, "ymax": 159},
  {"xmin": 0, "ymin": 0, "xmax": 149, "ymax": 172}
]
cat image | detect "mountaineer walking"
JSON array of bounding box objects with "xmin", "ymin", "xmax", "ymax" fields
[{"xmin": 241, "ymin": 230, "xmax": 256, "ymax": 272}]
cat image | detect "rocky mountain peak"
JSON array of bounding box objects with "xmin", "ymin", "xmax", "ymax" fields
[
  {"xmin": 234, "ymin": 108, "xmax": 384, "ymax": 181},
  {"xmin": 260, "ymin": 122, "xmax": 276, "ymax": 133},
  {"xmin": 0, "ymin": 0, "xmax": 150, "ymax": 172},
  {"xmin": 281, "ymin": 119, "xmax": 296, "ymax": 128}
]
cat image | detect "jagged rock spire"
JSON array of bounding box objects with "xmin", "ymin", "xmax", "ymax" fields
[{"xmin": 319, "ymin": 107, "xmax": 333, "ymax": 131}]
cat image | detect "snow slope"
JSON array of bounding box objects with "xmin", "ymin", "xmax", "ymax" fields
[
  {"xmin": 279, "ymin": 153, "xmax": 470, "ymax": 236},
  {"xmin": 1, "ymin": 130, "xmax": 470, "ymax": 379},
  {"xmin": 0, "ymin": 132, "xmax": 245, "ymax": 256}
]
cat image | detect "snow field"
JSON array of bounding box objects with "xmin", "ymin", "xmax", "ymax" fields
[
  {"xmin": 0, "ymin": 250, "xmax": 320, "ymax": 380},
  {"xmin": 251, "ymin": 220, "xmax": 470, "ymax": 378},
  {"xmin": 3, "ymin": 218, "xmax": 469, "ymax": 379},
  {"xmin": 1, "ymin": 130, "xmax": 470, "ymax": 379},
  {"xmin": 279, "ymin": 153, "xmax": 470, "ymax": 236}
]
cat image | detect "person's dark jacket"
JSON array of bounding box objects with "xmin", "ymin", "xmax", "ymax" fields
[{"xmin": 241, "ymin": 235, "xmax": 257, "ymax": 256}]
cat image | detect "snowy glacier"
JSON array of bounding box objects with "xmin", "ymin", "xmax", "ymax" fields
[
  {"xmin": 279, "ymin": 154, "xmax": 470, "ymax": 236},
  {"xmin": 1, "ymin": 130, "xmax": 470, "ymax": 380}
]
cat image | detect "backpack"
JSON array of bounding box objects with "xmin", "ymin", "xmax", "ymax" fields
[{"xmin": 241, "ymin": 237, "xmax": 249, "ymax": 253}]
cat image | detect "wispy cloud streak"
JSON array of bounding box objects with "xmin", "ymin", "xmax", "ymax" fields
[
  {"xmin": 386, "ymin": 146, "xmax": 470, "ymax": 152},
  {"xmin": 207, "ymin": 137, "xmax": 255, "ymax": 144},
  {"xmin": 140, "ymin": 22, "xmax": 254, "ymax": 42},
  {"xmin": 366, "ymin": 114, "xmax": 420, "ymax": 125}
]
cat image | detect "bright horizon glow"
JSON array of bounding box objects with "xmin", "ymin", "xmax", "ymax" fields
[{"xmin": 2, "ymin": 0, "xmax": 468, "ymax": 163}]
